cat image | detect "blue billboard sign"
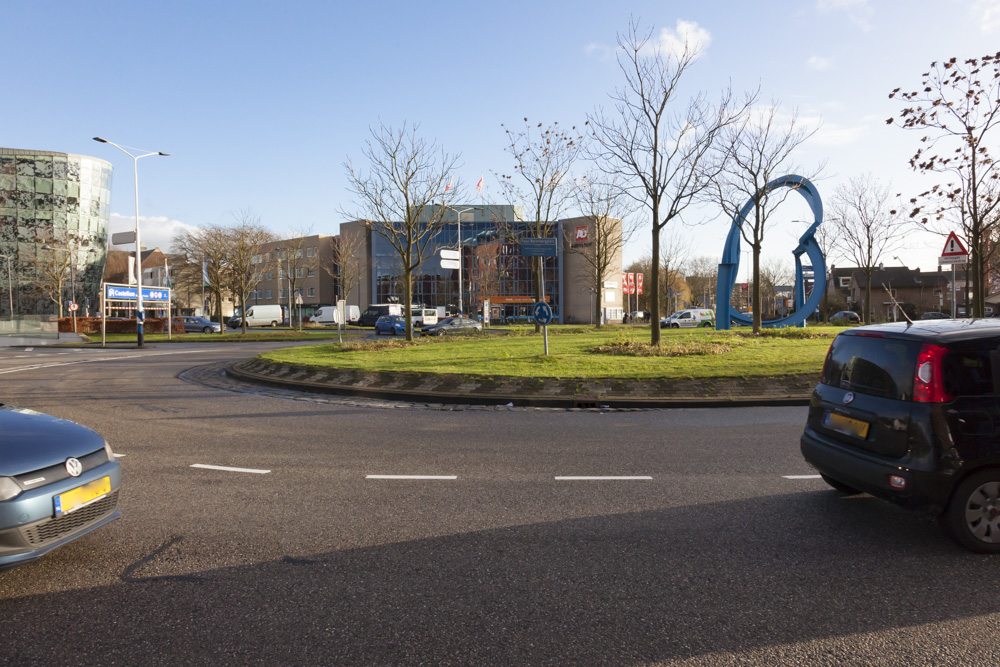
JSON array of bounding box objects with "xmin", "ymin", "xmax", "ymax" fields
[
  {"xmin": 104, "ymin": 285, "xmax": 171, "ymax": 302},
  {"xmin": 519, "ymin": 237, "xmax": 558, "ymax": 257}
]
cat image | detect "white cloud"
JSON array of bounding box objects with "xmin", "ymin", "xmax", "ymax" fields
[
  {"xmin": 585, "ymin": 42, "xmax": 615, "ymax": 62},
  {"xmin": 971, "ymin": 0, "xmax": 1000, "ymax": 32},
  {"xmin": 647, "ymin": 20, "xmax": 712, "ymax": 60},
  {"xmin": 816, "ymin": 0, "xmax": 874, "ymax": 31},
  {"xmin": 108, "ymin": 214, "xmax": 198, "ymax": 253},
  {"xmin": 807, "ymin": 56, "xmax": 833, "ymax": 71}
]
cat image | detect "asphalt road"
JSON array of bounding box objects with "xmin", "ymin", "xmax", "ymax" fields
[{"xmin": 2, "ymin": 342, "xmax": 999, "ymax": 665}]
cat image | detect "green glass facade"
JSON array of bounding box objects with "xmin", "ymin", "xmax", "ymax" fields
[{"xmin": 0, "ymin": 148, "xmax": 112, "ymax": 317}]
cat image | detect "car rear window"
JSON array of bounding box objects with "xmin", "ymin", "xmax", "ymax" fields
[{"xmin": 821, "ymin": 335, "xmax": 921, "ymax": 400}]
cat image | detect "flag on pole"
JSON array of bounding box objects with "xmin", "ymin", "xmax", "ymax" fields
[
  {"xmin": 445, "ymin": 176, "xmax": 454, "ymax": 192},
  {"xmin": 476, "ymin": 174, "xmax": 484, "ymax": 194},
  {"xmin": 202, "ymin": 260, "xmax": 210, "ymax": 286}
]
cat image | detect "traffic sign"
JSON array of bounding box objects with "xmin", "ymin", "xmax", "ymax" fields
[
  {"xmin": 520, "ymin": 237, "xmax": 558, "ymax": 257},
  {"xmin": 532, "ymin": 301, "xmax": 553, "ymax": 326},
  {"xmin": 68, "ymin": 302, "xmax": 78, "ymax": 312},
  {"xmin": 295, "ymin": 292, "xmax": 304, "ymax": 305},
  {"xmin": 941, "ymin": 232, "xmax": 968, "ymax": 257},
  {"xmin": 440, "ymin": 249, "xmax": 460, "ymax": 260},
  {"xmin": 440, "ymin": 259, "xmax": 461, "ymax": 269}
]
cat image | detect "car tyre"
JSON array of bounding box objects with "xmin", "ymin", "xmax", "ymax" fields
[
  {"xmin": 270, "ymin": 321, "xmax": 278, "ymax": 327},
  {"xmin": 202, "ymin": 326, "xmax": 212, "ymax": 334},
  {"xmin": 671, "ymin": 323, "xmax": 680, "ymax": 329},
  {"xmin": 943, "ymin": 470, "xmax": 1000, "ymax": 553},
  {"xmin": 702, "ymin": 322, "xmax": 713, "ymax": 328},
  {"xmin": 436, "ymin": 330, "xmax": 445, "ymax": 336},
  {"xmin": 820, "ymin": 474, "xmax": 862, "ymax": 495}
]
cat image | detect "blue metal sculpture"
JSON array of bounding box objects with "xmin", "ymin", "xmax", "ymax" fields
[{"xmin": 715, "ymin": 175, "xmax": 826, "ymax": 330}]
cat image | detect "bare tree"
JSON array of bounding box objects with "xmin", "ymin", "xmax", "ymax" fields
[
  {"xmin": 588, "ymin": 18, "xmax": 750, "ymax": 345},
  {"xmin": 714, "ymin": 102, "xmax": 820, "ymax": 332},
  {"xmin": 344, "ymin": 121, "xmax": 459, "ymax": 341},
  {"xmin": 224, "ymin": 209, "xmax": 276, "ymax": 333},
  {"xmin": 174, "ymin": 225, "xmax": 234, "ymax": 330},
  {"xmin": 889, "ymin": 54, "xmax": 1000, "ymax": 317},
  {"xmin": 757, "ymin": 257, "xmax": 794, "ymax": 318},
  {"xmin": 659, "ymin": 228, "xmax": 691, "ymax": 316},
  {"xmin": 684, "ymin": 256, "xmax": 718, "ymax": 308},
  {"xmin": 567, "ymin": 173, "xmax": 638, "ymax": 327},
  {"xmin": 498, "ymin": 118, "xmax": 583, "ymax": 330},
  {"xmin": 466, "ymin": 217, "xmax": 514, "ymax": 325},
  {"xmin": 29, "ymin": 234, "xmax": 77, "ymax": 317},
  {"xmin": 830, "ymin": 175, "xmax": 904, "ymax": 323},
  {"xmin": 276, "ymin": 228, "xmax": 316, "ymax": 327},
  {"xmin": 328, "ymin": 229, "xmax": 367, "ymax": 313}
]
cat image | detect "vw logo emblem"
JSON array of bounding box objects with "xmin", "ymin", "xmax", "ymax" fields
[
  {"xmin": 65, "ymin": 458, "xmax": 83, "ymax": 477},
  {"xmin": 843, "ymin": 392, "xmax": 855, "ymax": 405}
]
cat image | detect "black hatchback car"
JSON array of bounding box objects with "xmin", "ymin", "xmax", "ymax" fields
[{"xmin": 801, "ymin": 319, "xmax": 1000, "ymax": 552}]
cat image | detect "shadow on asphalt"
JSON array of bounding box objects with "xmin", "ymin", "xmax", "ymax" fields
[{"xmin": 4, "ymin": 490, "xmax": 1000, "ymax": 663}]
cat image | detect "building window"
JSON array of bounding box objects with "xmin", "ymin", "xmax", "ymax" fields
[
  {"xmin": 266, "ymin": 271, "xmax": 273, "ymax": 280},
  {"xmin": 279, "ymin": 289, "xmax": 286, "ymax": 299},
  {"xmin": 308, "ymin": 268, "xmax": 315, "ymax": 278},
  {"xmin": 266, "ymin": 290, "xmax": 272, "ymax": 299},
  {"xmin": 306, "ymin": 247, "xmax": 315, "ymax": 258},
  {"xmin": 307, "ymin": 287, "xmax": 315, "ymax": 297},
  {"xmin": 839, "ymin": 277, "xmax": 851, "ymax": 288}
]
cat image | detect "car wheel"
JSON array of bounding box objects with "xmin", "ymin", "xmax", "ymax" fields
[
  {"xmin": 391, "ymin": 328, "xmax": 396, "ymax": 336},
  {"xmin": 702, "ymin": 322, "xmax": 713, "ymax": 328},
  {"xmin": 820, "ymin": 474, "xmax": 862, "ymax": 495},
  {"xmin": 436, "ymin": 330, "xmax": 445, "ymax": 336},
  {"xmin": 671, "ymin": 323, "xmax": 679, "ymax": 329},
  {"xmin": 202, "ymin": 326, "xmax": 212, "ymax": 334},
  {"xmin": 375, "ymin": 329, "xmax": 381, "ymax": 336},
  {"xmin": 943, "ymin": 470, "xmax": 1000, "ymax": 553},
  {"xmin": 271, "ymin": 321, "xmax": 278, "ymax": 327}
]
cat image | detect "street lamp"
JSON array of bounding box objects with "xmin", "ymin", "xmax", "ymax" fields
[
  {"xmin": 441, "ymin": 204, "xmax": 475, "ymax": 315},
  {"xmin": 0, "ymin": 253, "xmax": 13, "ymax": 321},
  {"xmin": 93, "ymin": 137, "xmax": 169, "ymax": 347}
]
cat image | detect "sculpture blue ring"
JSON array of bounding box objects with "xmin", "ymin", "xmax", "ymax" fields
[{"xmin": 715, "ymin": 175, "xmax": 826, "ymax": 330}]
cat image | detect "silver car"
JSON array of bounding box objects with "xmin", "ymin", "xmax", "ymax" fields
[{"xmin": 0, "ymin": 405, "xmax": 122, "ymax": 570}]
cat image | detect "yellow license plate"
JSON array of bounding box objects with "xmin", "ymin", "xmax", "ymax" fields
[
  {"xmin": 54, "ymin": 476, "xmax": 111, "ymax": 517},
  {"xmin": 824, "ymin": 412, "xmax": 870, "ymax": 439}
]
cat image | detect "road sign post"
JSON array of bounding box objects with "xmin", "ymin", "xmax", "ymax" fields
[
  {"xmin": 532, "ymin": 301, "xmax": 553, "ymax": 355},
  {"xmin": 940, "ymin": 232, "xmax": 969, "ymax": 318}
]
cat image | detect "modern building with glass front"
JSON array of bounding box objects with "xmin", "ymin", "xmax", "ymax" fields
[
  {"xmin": 339, "ymin": 204, "xmax": 624, "ymax": 324},
  {"xmin": 0, "ymin": 148, "xmax": 113, "ymax": 318}
]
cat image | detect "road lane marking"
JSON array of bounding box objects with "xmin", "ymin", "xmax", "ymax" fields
[
  {"xmin": 0, "ymin": 349, "xmax": 203, "ymax": 375},
  {"xmin": 191, "ymin": 464, "xmax": 271, "ymax": 474},
  {"xmin": 24, "ymin": 347, "xmax": 32, "ymax": 351},
  {"xmin": 366, "ymin": 475, "xmax": 457, "ymax": 480},
  {"xmin": 783, "ymin": 475, "xmax": 822, "ymax": 479},
  {"xmin": 114, "ymin": 454, "xmax": 126, "ymax": 458},
  {"xmin": 554, "ymin": 476, "xmax": 653, "ymax": 481}
]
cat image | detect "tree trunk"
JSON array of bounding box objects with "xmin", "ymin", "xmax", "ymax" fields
[
  {"xmin": 752, "ymin": 246, "xmax": 761, "ymax": 333},
  {"xmin": 650, "ymin": 231, "xmax": 661, "ymax": 346},
  {"xmin": 403, "ymin": 266, "xmax": 414, "ymax": 342}
]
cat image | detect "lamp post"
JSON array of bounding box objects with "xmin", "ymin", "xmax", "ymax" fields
[
  {"xmin": 93, "ymin": 137, "xmax": 169, "ymax": 347},
  {"xmin": 0, "ymin": 253, "xmax": 13, "ymax": 321},
  {"xmin": 441, "ymin": 205, "xmax": 475, "ymax": 315}
]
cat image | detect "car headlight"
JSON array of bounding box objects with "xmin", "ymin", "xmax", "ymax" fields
[
  {"xmin": 0, "ymin": 477, "xmax": 22, "ymax": 502},
  {"xmin": 104, "ymin": 442, "xmax": 115, "ymax": 461}
]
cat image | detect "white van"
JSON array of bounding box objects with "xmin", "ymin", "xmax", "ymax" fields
[
  {"xmin": 411, "ymin": 308, "xmax": 438, "ymax": 327},
  {"xmin": 228, "ymin": 304, "xmax": 284, "ymax": 328},
  {"xmin": 311, "ymin": 305, "xmax": 360, "ymax": 326},
  {"xmin": 660, "ymin": 309, "xmax": 715, "ymax": 329}
]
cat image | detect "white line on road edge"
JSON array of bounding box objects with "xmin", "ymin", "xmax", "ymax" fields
[
  {"xmin": 366, "ymin": 475, "xmax": 458, "ymax": 480},
  {"xmin": 554, "ymin": 476, "xmax": 653, "ymax": 481},
  {"xmin": 783, "ymin": 474, "xmax": 822, "ymax": 479},
  {"xmin": 0, "ymin": 349, "xmax": 203, "ymax": 376},
  {"xmin": 191, "ymin": 464, "xmax": 271, "ymax": 474},
  {"xmin": 114, "ymin": 454, "xmax": 126, "ymax": 458}
]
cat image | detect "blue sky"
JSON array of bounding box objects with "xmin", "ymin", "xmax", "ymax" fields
[{"xmin": 6, "ymin": 0, "xmax": 999, "ymax": 274}]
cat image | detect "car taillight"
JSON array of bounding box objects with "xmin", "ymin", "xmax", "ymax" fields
[{"xmin": 913, "ymin": 343, "xmax": 953, "ymax": 403}]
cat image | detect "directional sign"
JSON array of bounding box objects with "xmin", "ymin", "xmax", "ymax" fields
[
  {"xmin": 104, "ymin": 284, "xmax": 171, "ymax": 302},
  {"xmin": 440, "ymin": 259, "xmax": 461, "ymax": 269},
  {"xmin": 532, "ymin": 301, "xmax": 553, "ymax": 326},
  {"xmin": 111, "ymin": 231, "xmax": 136, "ymax": 245},
  {"xmin": 440, "ymin": 249, "xmax": 460, "ymax": 260},
  {"xmin": 520, "ymin": 237, "xmax": 558, "ymax": 257}
]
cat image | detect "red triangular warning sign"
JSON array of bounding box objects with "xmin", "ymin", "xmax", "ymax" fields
[{"xmin": 941, "ymin": 232, "xmax": 968, "ymax": 256}]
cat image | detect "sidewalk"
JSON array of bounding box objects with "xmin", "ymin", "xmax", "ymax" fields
[{"xmin": 230, "ymin": 357, "xmax": 817, "ymax": 408}]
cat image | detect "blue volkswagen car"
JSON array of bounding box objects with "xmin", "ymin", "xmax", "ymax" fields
[
  {"xmin": 374, "ymin": 315, "xmax": 409, "ymax": 336},
  {"xmin": 0, "ymin": 405, "xmax": 122, "ymax": 570}
]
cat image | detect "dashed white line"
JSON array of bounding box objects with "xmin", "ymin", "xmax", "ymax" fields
[
  {"xmin": 191, "ymin": 464, "xmax": 271, "ymax": 474},
  {"xmin": 783, "ymin": 474, "xmax": 822, "ymax": 480},
  {"xmin": 366, "ymin": 475, "xmax": 457, "ymax": 480},
  {"xmin": 554, "ymin": 476, "xmax": 652, "ymax": 481},
  {"xmin": 114, "ymin": 454, "xmax": 126, "ymax": 458}
]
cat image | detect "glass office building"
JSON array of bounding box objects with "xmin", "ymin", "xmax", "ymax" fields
[
  {"xmin": 0, "ymin": 148, "xmax": 112, "ymax": 318},
  {"xmin": 370, "ymin": 205, "xmax": 561, "ymax": 322}
]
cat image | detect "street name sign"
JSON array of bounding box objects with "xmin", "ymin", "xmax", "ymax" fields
[
  {"xmin": 440, "ymin": 249, "xmax": 460, "ymax": 260},
  {"xmin": 440, "ymin": 259, "xmax": 461, "ymax": 269},
  {"xmin": 519, "ymin": 237, "xmax": 558, "ymax": 257}
]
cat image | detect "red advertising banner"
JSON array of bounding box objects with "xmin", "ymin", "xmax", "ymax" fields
[
  {"xmin": 637, "ymin": 273, "xmax": 644, "ymax": 295},
  {"xmin": 622, "ymin": 273, "xmax": 629, "ymax": 295},
  {"xmin": 627, "ymin": 273, "xmax": 636, "ymax": 295}
]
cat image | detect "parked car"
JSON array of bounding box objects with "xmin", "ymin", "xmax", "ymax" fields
[
  {"xmin": 801, "ymin": 318, "xmax": 1000, "ymax": 553},
  {"xmin": 374, "ymin": 315, "xmax": 409, "ymax": 336},
  {"xmin": 311, "ymin": 305, "xmax": 361, "ymax": 326},
  {"xmin": 173, "ymin": 316, "xmax": 221, "ymax": 334},
  {"xmin": 228, "ymin": 304, "xmax": 284, "ymax": 328},
  {"xmin": 829, "ymin": 310, "xmax": 862, "ymax": 325},
  {"xmin": 920, "ymin": 311, "xmax": 949, "ymax": 320},
  {"xmin": 0, "ymin": 404, "xmax": 122, "ymax": 570},
  {"xmin": 421, "ymin": 316, "xmax": 483, "ymax": 336},
  {"xmin": 660, "ymin": 309, "xmax": 715, "ymax": 329}
]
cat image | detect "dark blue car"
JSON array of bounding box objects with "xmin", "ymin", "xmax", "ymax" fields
[{"xmin": 374, "ymin": 315, "xmax": 409, "ymax": 336}]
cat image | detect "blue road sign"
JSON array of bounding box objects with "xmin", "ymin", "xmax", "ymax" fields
[
  {"xmin": 532, "ymin": 301, "xmax": 553, "ymax": 326},
  {"xmin": 104, "ymin": 285, "xmax": 171, "ymax": 302},
  {"xmin": 520, "ymin": 237, "xmax": 558, "ymax": 257}
]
